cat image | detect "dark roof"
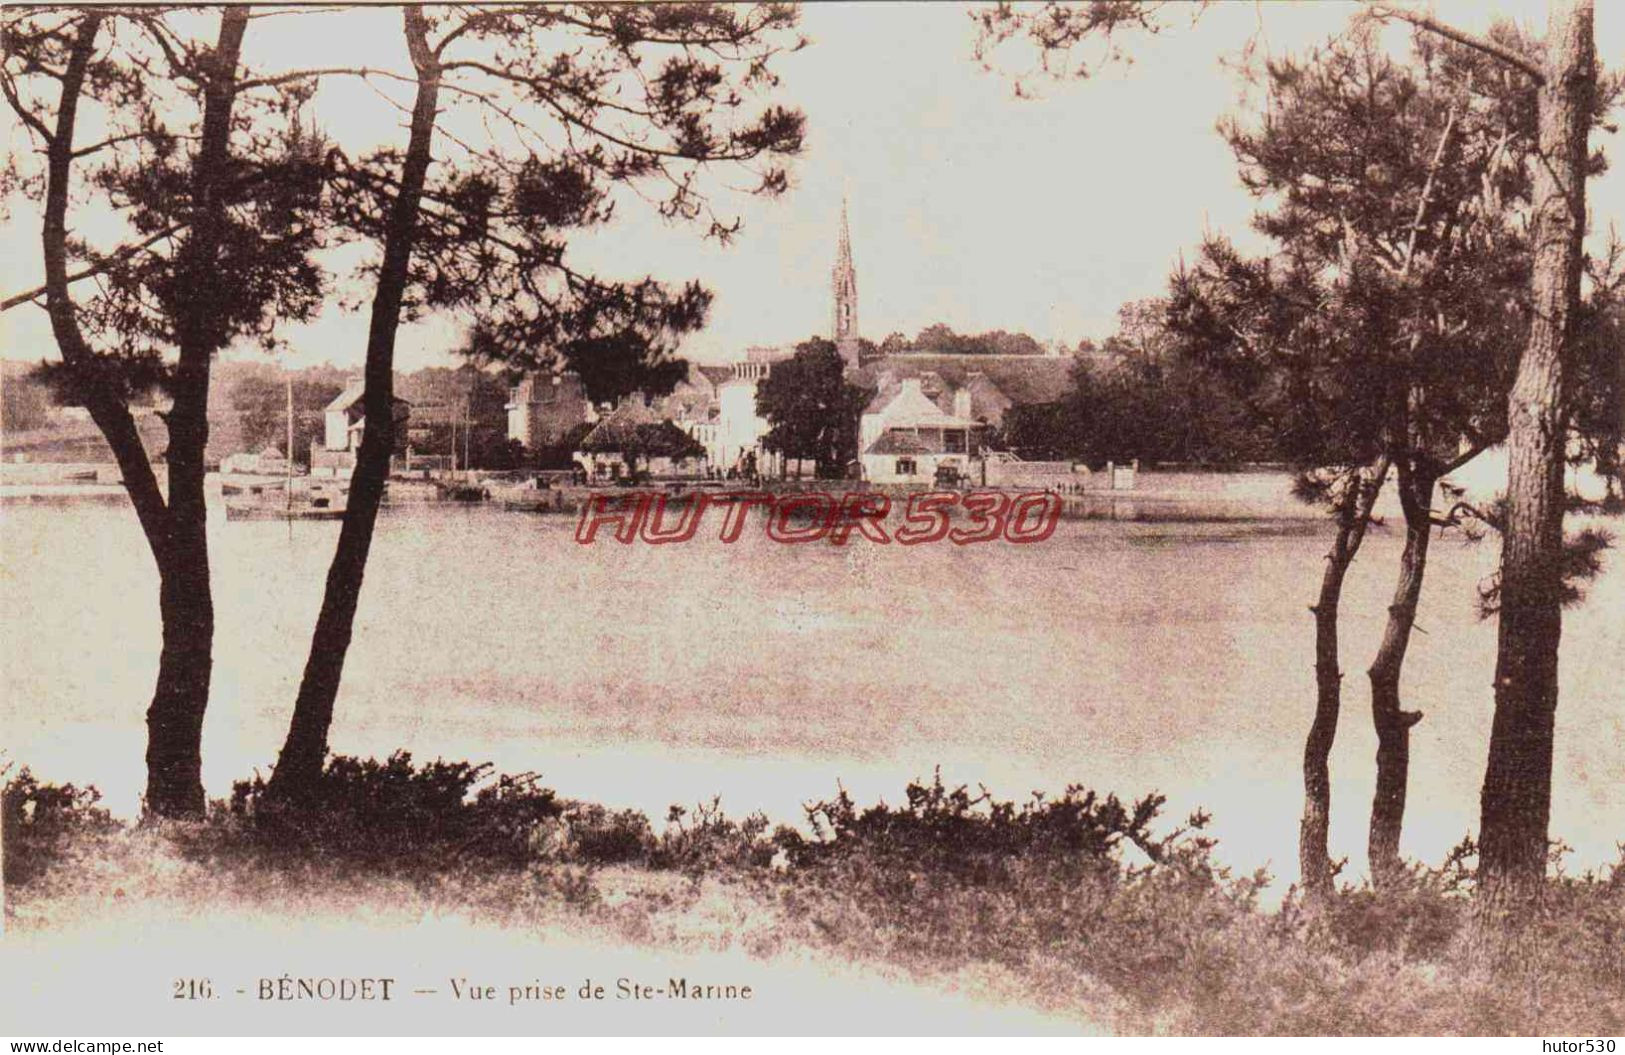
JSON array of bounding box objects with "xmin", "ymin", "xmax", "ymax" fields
[
  {"xmin": 866, "ymin": 430, "xmax": 938, "ymax": 455},
  {"xmin": 326, "ymin": 380, "xmax": 413, "ymax": 414},
  {"xmin": 654, "ymin": 374, "xmax": 719, "ymax": 421},
  {"xmin": 853, "ymin": 354, "xmax": 1075, "ymax": 407},
  {"xmin": 578, "ymin": 401, "xmax": 704, "ymax": 458},
  {"xmin": 695, "ymin": 364, "xmax": 735, "ymax": 388}
]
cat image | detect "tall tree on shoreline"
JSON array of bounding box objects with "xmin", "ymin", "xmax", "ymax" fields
[
  {"xmin": 1217, "ymin": 28, "xmax": 1575, "ymax": 891},
  {"xmin": 976, "ymin": 0, "xmax": 1611, "ymax": 909},
  {"xmin": 2, "ymin": 8, "xmax": 326, "ymax": 816},
  {"xmin": 757, "ymin": 337, "xmax": 871, "ymax": 478},
  {"xmin": 262, "ymin": 3, "xmax": 806, "ymax": 803},
  {"xmin": 1454, "ymin": 0, "xmax": 1599, "ymax": 909},
  {"xmin": 1169, "ymin": 237, "xmax": 1395, "ymax": 899},
  {"xmin": 264, "ymin": 5, "xmax": 441, "ymax": 802},
  {"xmin": 1112, "ymin": 27, "xmax": 1539, "ymax": 897},
  {"xmin": 1362, "ymin": 0, "xmax": 1610, "ymax": 911}
]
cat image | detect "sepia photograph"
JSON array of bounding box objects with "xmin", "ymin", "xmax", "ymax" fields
[{"xmin": 1, "ymin": 0, "xmax": 1621, "ymax": 1042}]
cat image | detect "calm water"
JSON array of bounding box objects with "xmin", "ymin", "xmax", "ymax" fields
[{"xmin": 3, "ymin": 496, "xmax": 1621, "ymax": 888}]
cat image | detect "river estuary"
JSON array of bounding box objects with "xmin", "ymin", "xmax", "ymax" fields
[{"xmin": 4, "ymin": 495, "xmax": 1621, "ymax": 890}]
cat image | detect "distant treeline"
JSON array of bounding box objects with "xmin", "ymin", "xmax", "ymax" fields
[
  {"xmin": 875, "ymin": 324, "xmax": 1049, "ymax": 358},
  {"xmin": 1, "ymin": 361, "xmax": 53, "ymax": 431},
  {"xmin": 1001, "ymin": 301, "xmax": 1277, "ymax": 467}
]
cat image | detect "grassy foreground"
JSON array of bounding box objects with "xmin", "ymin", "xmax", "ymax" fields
[{"xmin": 5, "ymin": 756, "xmax": 1623, "ymax": 1035}]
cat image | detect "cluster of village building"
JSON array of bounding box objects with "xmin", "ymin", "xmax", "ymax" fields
[
  {"xmin": 499, "ymin": 202, "xmax": 1075, "ymax": 484},
  {"xmin": 7, "ymin": 197, "xmax": 1092, "ymax": 494},
  {"xmin": 278, "ymin": 200, "xmax": 1075, "ymax": 486}
]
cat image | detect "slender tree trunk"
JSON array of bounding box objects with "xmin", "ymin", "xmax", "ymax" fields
[
  {"xmin": 39, "ymin": 11, "xmax": 246, "ymax": 817},
  {"xmin": 1300, "ymin": 461, "xmax": 1385, "ymax": 901},
  {"xmin": 266, "ymin": 8, "xmax": 441, "ymax": 802},
  {"xmin": 1479, "ymin": 0, "xmax": 1595, "ymax": 909},
  {"xmin": 1366, "ymin": 459, "xmax": 1437, "ymax": 890},
  {"xmin": 143, "ymin": 9, "xmax": 248, "ymax": 817}
]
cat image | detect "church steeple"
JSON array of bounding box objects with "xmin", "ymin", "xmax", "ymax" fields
[{"xmin": 832, "ymin": 197, "xmax": 860, "ymax": 369}]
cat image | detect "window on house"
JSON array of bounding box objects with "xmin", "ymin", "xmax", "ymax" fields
[
  {"xmin": 896, "ymin": 458, "xmax": 917, "ymax": 476},
  {"xmin": 944, "ymin": 429, "xmax": 967, "ymax": 454}
]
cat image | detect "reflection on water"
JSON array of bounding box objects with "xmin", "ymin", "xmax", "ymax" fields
[{"xmin": 3, "ymin": 499, "xmax": 1620, "ymax": 890}]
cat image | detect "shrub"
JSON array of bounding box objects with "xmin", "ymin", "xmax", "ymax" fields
[
  {"xmin": 2, "ymin": 766, "xmax": 120, "ymax": 887},
  {"xmin": 9, "ymin": 756, "xmax": 1621, "ymax": 1034},
  {"xmin": 549, "ymin": 803, "xmax": 654, "ymax": 865},
  {"xmin": 653, "ymin": 798, "xmax": 778, "ymax": 875},
  {"xmin": 771, "ymin": 775, "xmax": 1625, "ymax": 1035},
  {"xmin": 792, "ymin": 770, "xmax": 1168, "ymax": 874},
  {"xmin": 772, "ymin": 771, "xmax": 1199, "ymax": 976},
  {"xmin": 226, "ymin": 752, "xmax": 562, "ymax": 872},
  {"xmin": 532, "ymin": 796, "xmax": 778, "ymax": 875}
]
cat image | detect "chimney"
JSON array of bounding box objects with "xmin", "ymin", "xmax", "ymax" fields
[{"xmin": 953, "ymin": 387, "xmax": 973, "ymax": 418}]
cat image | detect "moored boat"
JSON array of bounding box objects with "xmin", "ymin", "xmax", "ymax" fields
[{"xmin": 223, "ymin": 479, "xmax": 348, "ymax": 522}]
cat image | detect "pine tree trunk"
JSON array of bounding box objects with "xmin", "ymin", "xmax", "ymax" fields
[
  {"xmin": 1367, "ymin": 460, "xmax": 1436, "ymax": 890},
  {"xmin": 144, "ymin": 543, "xmax": 214, "ymax": 816},
  {"xmin": 266, "ymin": 9, "xmax": 441, "ymax": 803},
  {"xmin": 1478, "ymin": 0, "xmax": 1595, "ymax": 909},
  {"xmin": 39, "ymin": 11, "xmax": 245, "ymax": 817},
  {"xmin": 1300, "ymin": 462, "xmax": 1384, "ymax": 901}
]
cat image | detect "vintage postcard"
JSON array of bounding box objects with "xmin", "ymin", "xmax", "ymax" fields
[{"xmin": 1, "ymin": 0, "xmax": 1621, "ymax": 1043}]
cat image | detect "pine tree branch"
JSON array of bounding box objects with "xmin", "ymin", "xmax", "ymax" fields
[
  {"xmin": 1364, "ymin": 3, "xmax": 1544, "ymax": 85},
  {"xmin": 39, "ymin": 12, "xmax": 172, "ymax": 541},
  {"xmin": 2, "ymin": 224, "xmax": 187, "ymax": 312},
  {"xmin": 0, "ymin": 64, "xmax": 56, "ymax": 144}
]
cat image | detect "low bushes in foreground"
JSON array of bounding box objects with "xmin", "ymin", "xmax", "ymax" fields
[
  {"xmin": 4, "ymin": 758, "xmax": 1622, "ymax": 1035},
  {"xmin": 2, "ymin": 765, "xmax": 120, "ymax": 887},
  {"xmin": 221, "ymin": 753, "xmax": 564, "ymax": 871}
]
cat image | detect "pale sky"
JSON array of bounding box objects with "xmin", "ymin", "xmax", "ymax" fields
[{"xmin": 3, "ymin": 1, "xmax": 1622, "ymax": 370}]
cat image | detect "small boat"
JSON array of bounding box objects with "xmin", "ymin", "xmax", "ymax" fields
[
  {"xmin": 488, "ymin": 477, "xmax": 572, "ymax": 512},
  {"xmin": 435, "ymin": 479, "xmax": 488, "ymax": 502},
  {"xmin": 62, "ymin": 469, "xmax": 99, "ymax": 482},
  {"xmin": 222, "ymin": 370, "xmax": 348, "ymax": 522},
  {"xmin": 224, "ymin": 479, "xmax": 348, "ymax": 522},
  {"xmin": 224, "ymin": 502, "xmax": 346, "ymax": 522}
]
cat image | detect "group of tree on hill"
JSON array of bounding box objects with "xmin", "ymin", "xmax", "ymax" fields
[
  {"xmin": 876, "ymin": 323, "xmax": 1048, "ymax": 358},
  {"xmin": 1000, "ymin": 301, "xmax": 1277, "ymax": 466}
]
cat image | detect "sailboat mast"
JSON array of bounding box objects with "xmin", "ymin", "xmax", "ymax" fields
[{"xmin": 286, "ymin": 372, "xmax": 294, "ymax": 514}]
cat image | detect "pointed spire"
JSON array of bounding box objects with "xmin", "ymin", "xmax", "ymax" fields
[
  {"xmin": 836, "ymin": 195, "xmax": 853, "ymax": 271},
  {"xmin": 832, "ymin": 193, "xmax": 859, "ymax": 366}
]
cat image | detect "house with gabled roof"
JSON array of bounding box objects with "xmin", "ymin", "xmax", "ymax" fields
[
  {"xmin": 849, "ymin": 354, "xmax": 1072, "ymax": 430},
  {"xmin": 323, "ymin": 378, "xmax": 412, "ymax": 452},
  {"xmin": 573, "ymin": 398, "xmax": 706, "ymax": 480},
  {"xmin": 314, "ymin": 378, "xmax": 411, "ymax": 476},
  {"xmin": 859, "ymin": 376, "xmax": 986, "ymax": 484}
]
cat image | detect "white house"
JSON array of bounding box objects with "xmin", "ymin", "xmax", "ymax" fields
[
  {"xmin": 715, "ymin": 369, "xmax": 769, "ymax": 472},
  {"xmin": 859, "ymin": 377, "xmax": 984, "ymax": 485},
  {"xmin": 706, "ymin": 348, "xmax": 797, "ymax": 474},
  {"xmin": 315, "ymin": 378, "xmax": 410, "ymax": 476},
  {"xmin": 323, "ymin": 379, "xmax": 367, "ymax": 453}
]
